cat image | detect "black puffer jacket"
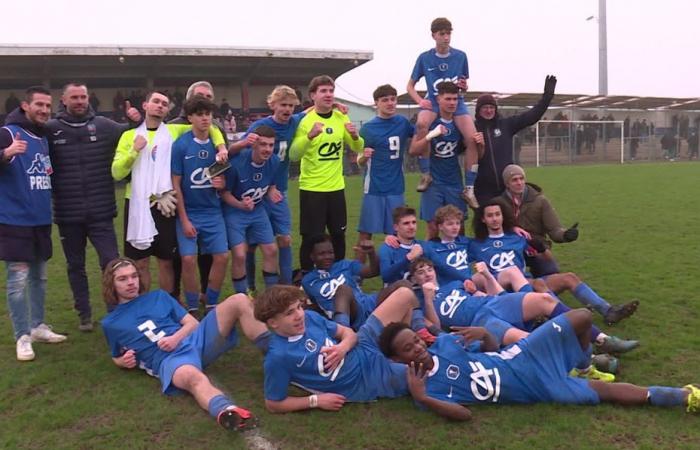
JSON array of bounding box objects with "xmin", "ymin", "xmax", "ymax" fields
[
  {"xmin": 45, "ymin": 106, "xmax": 130, "ymax": 224},
  {"xmin": 474, "ymin": 92, "xmax": 553, "ymax": 204}
]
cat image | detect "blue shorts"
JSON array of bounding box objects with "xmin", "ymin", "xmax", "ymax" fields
[
  {"xmin": 224, "ymin": 205, "xmax": 274, "ymax": 247},
  {"xmin": 159, "ymin": 308, "xmax": 239, "ymax": 395},
  {"xmin": 511, "ymin": 315, "xmax": 600, "ymax": 404},
  {"xmin": 263, "ymin": 191, "xmax": 291, "ymax": 236},
  {"xmin": 472, "ymin": 292, "xmax": 526, "ymax": 344},
  {"xmin": 358, "ymin": 194, "xmax": 405, "ymax": 235},
  {"xmin": 420, "ymin": 184, "xmax": 466, "ymax": 222},
  {"xmin": 351, "ymin": 293, "xmax": 378, "ymax": 331},
  {"xmin": 353, "ymin": 314, "xmax": 408, "ymax": 401},
  {"xmin": 176, "ymin": 211, "xmax": 228, "ymax": 256},
  {"xmin": 430, "ymin": 97, "xmax": 469, "ymax": 116}
]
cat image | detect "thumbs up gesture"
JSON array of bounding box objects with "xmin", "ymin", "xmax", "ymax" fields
[
  {"xmin": 4, "ymin": 132, "xmax": 27, "ymax": 159},
  {"xmin": 125, "ymin": 100, "xmax": 142, "ymax": 122}
]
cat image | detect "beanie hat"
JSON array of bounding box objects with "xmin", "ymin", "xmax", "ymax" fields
[
  {"xmin": 476, "ymin": 94, "xmax": 498, "ymax": 115},
  {"xmin": 502, "ymin": 164, "xmax": 525, "ymax": 184}
]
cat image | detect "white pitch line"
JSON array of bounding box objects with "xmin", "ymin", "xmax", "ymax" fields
[{"xmin": 244, "ymin": 429, "xmax": 279, "ymax": 450}]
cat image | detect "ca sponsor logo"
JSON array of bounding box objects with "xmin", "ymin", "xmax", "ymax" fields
[
  {"xmin": 242, "ymin": 186, "xmax": 269, "ymax": 204},
  {"xmin": 190, "ymin": 167, "xmax": 213, "ymax": 189},
  {"xmin": 469, "ymin": 361, "xmax": 501, "ymax": 402},
  {"xmin": 434, "ymin": 141, "xmax": 457, "ymax": 158},
  {"xmin": 318, "ymin": 141, "xmax": 342, "ymax": 160},
  {"xmin": 446, "ymin": 250, "xmax": 469, "ymax": 270},
  {"xmin": 439, "ymin": 289, "xmax": 466, "ymax": 318},
  {"xmin": 320, "ymin": 274, "xmax": 346, "ymax": 299},
  {"xmin": 488, "ymin": 251, "xmax": 516, "ymax": 272},
  {"xmin": 431, "ymin": 76, "xmax": 459, "ymax": 95}
]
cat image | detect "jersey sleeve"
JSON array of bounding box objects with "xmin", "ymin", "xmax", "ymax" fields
[
  {"xmin": 263, "ymin": 352, "xmax": 292, "ymax": 401},
  {"xmin": 170, "ymin": 138, "xmax": 185, "ymax": 176},
  {"xmin": 289, "ymin": 116, "xmax": 312, "ymax": 161},
  {"xmin": 410, "ymin": 53, "xmax": 425, "ymax": 82},
  {"xmin": 102, "ymin": 320, "xmax": 123, "ymax": 358},
  {"xmin": 379, "ymin": 245, "xmax": 408, "ymax": 284},
  {"xmin": 112, "ymin": 130, "xmax": 138, "ymax": 181},
  {"xmin": 342, "ymin": 115, "xmax": 364, "ymax": 153},
  {"xmin": 349, "ymin": 260, "xmax": 364, "ymax": 278},
  {"xmin": 269, "ymin": 154, "xmax": 281, "ymax": 186},
  {"xmin": 462, "ymin": 51, "xmax": 470, "ymax": 79},
  {"xmin": 163, "ymin": 291, "xmax": 188, "ymax": 322},
  {"xmin": 467, "ymin": 240, "xmax": 481, "ymax": 263}
]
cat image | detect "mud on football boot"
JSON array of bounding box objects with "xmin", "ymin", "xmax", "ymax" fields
[
  {"xmin": 591, "ymin": 353, "xmax": 619, "ymax": 375},
  {"xmin": 217, "ymin": 406, "xmax": 259, "ymax": 432},
  {"xmin": 604, "ymin": 300, "xmax": 640, "ymax": 325},
  {"xmin": 596, "ymin": 335, "xmax": 639, "ymax": 355}
]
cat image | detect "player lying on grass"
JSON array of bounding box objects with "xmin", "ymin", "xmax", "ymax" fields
[
  {"xmin": 254, "ymin": 283, "xmax": 423, "ymax": 413},
  {"xmin": 379, "ymin": 309, "xmax": 700, "ymax": 420},
  {"xmin": 100, "ymin": 257, "xmax": 270, "ymax": 431},
  {"xmin": 470, "ymin": 199, "xmax": 639, "ymax": 325},
  {"xmin": 409, "ymin": 257, "xmax": 637, "ymax": 378},
  {"xmin": 301, "ymin": 234, "xmax": 380, "ymax": 330}
]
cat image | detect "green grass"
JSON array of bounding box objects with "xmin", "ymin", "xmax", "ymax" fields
[{"xmin": 1, "ymin": 162, "xmax": 700, "ymax": 449}]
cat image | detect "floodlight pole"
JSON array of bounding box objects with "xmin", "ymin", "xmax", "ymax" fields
[{"xmin": 598, "ymin": 0, "xmax": 608, "ymax": 96}]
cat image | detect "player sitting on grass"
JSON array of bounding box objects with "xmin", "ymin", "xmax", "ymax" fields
[
  {"xmin": 100, "ymin": 257, "xmax": 271, "ymax": 431},
  {"xmin": 379, "ymin": 309, "xmax": 700, "ymax": 420},
  {"xmin": 355, "ymin": 84, "xmax": 414, "ymax": 260},
  {"xmin": 470, "ymin": 199, "xmax": 639, "ymax": 325},
  {"xmin": 409, "ymin": 257, "xmax": 631, "ymax": 380},
  {"xmin": 301, "ymin": 234, "xmax": 379, "ymax": 330},
  {"xmin": 254, "ymin": 283, "xmax": 421, "ymax": 412},
  {"xmin": 214, "ymin": 125, "xmax": 280, "ymax": 295},
  {"xmin": 171, "ymin": 96, "xmax": 229, "ymax": 318}
]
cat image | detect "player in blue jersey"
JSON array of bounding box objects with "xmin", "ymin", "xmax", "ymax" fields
[
  {"xmin": 409, "ymin": 82, "xmax": 468, "ymax": 240},
  {"xmin": 379, "ymin": 309, "xmax": 700, "ymax": 420},
  {"xmin": 380, "ymin": 205, "xmax": 466, "ymax": 286},
  {"xmin": 471, "ymin": 199, "xmax": 639, "ymax": 325},
  {"xmin": 171, "ymin": 97, "xmax": 229, "ymax": 317},
  {"xmin": 229, "ymin": 86, "xmax": 304, "ymax": 288},
  {"xmin": 254, "ymin": 283, "xmax": 422, "ymax": 412},
  {"xmin": 407, "ymin": 17, "xmax": 481, "ymax": 209},
  {"xmin": 213, "ymin": 125, "xmax": 280, "ymax": 295},
  {"xmin": 302, "ymin": 235, "xmax": 379, "ymax": 330},
  {"xmin": 356, "ymin": 85, "xmax": 415, "ymax": 257},
  {"xmin": 100, "ymin": 257, "xmax": 271, "ymax": 431}
]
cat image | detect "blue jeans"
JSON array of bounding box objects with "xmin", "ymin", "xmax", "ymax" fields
[{"xmin": 5, "ymin": 260, "xmax": 47, "ymax": 340}]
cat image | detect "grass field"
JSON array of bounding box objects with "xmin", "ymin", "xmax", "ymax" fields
[{"xmin": 1, "ymin": 162, "xmax": 699, "ymax": 450}]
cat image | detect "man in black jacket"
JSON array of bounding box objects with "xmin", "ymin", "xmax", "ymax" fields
[
  {"xmin": 473, "ymin": 75, "xmax": 556, "ymax": 205},
  {"xmin": 46, "ymin": 83, "xmax": 139, "ymax": 331}
]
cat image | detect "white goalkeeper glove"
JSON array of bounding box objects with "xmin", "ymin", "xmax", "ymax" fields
[
  {"xmin": 425, "ymin": 125, "xmax": 446, "ymax": 141},
  {"xmin": 151, "ymin": 190, "xmax": 178, "ymax": 217}
]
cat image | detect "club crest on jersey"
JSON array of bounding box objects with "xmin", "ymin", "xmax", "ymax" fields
[
  {"xmin": 198, "ymin": 149, "xmax": 209, "ymax": 159},
  {"xmin": 439, "ymin": 63, "xmax": 449, "ymax": 71},
  {"xmin": 446, "ymin": 364, "xmax": 460, "ymax": 380},
  {"xmin": 325, "ymin": 127, "xmax": 333, "ymax": 134},
  {"xmin": 305, "ymin": 339, "xmax": 318, "ymax": 353},
  {"xmin": 253, "ymin": 172, "xmax": 263, "ymax": 181},
  {"xmin": 493, "ymin": 128, "xmax": 502, "ymax": 137},
  {"xmin": 493, "ymin": 240, "xmax": 503, "ymax": 248}
]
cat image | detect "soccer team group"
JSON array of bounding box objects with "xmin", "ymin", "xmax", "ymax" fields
[{"xmin": 2, "ymin": 17, "xmax": 699, "ymax": 432}]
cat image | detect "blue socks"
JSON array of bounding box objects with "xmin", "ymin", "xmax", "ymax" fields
[
  {"xmin": 262, "ymin": 271, "xmax": 279, "ymax": 288},
  {"xmin": 418, "ymin": 156, "xmax": 430, "ymax": 173},
  {"xmin": 518, "ymin": 283, "xmax": 534, "ymax": 293},
  {"xmin": 205, "ymin": 287, "xmax": 219, "ymax": 307},
  {"xmin": 648, "ymin": 386, "xmax": 687, "ymax": 407},
  {"xmin": 279, "ymin": 245, "xmax": 293, "ymax": 284},
  {"xmin": 411, "ymin": 308, "xmax": 426, "ymax": 331},
  {"xmin": 185, "ymin": 291, "xmax": 199, "ymax": 310},
  {"xmin": 573, "ymin": 283, "xmax": 610, "ymax": 315},
  {"xmin": 551, "ymin": 301, "xmax": 569, "ymax": 318},
  {"xmin": 232, "ymin": 276, "xmax": 248, "ymax": 294},
  {"xmin": 333, "ymin": 312, "xmax": 350, "ymax": 327},
  {"xmin": 207, "ymin": 394, "xmax": 234, "ymax": 419},
  {"xmin": 465, "ymin": 168, "xmax": 477, "ymax": 188},
  {"xmin": 245, "ymin": 249, "xmax": 257, "ymax": 291}
]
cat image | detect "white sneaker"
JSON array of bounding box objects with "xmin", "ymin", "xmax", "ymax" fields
[
  {"xmin": 30, "ymin": 323, "xmax": 67, "ymax": 343},
  {"xmin": 461, "ymin": 186, "xmax": 480, "ymax": 209},
  {"xmin": 16, "ymin": 335, "xmax": 35, "ymax": 361}
]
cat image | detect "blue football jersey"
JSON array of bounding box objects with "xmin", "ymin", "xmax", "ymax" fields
[
  {"xmin": 426, "ymin": 236, "xmax": 473, "ymax": 285},
  {"xmin": 246, "ymin": 112, "xmax": 305, "ymax": 192},
  {"xmin": 171, "ymin": 131, "xmax": 222, "ymax": 213},
  {"xmin": 425, "ymin": 334, "xmax": 535, "ymax": 405},
  {"xmin": 263, "ymin": 310, "xmax": 366, "ymax": 401},
  {"xmin": 433, "ymin": 281, "xmax": 489, "ymax": 330},
  {"xmin": 101, "ymin": 290, "xmax": 187, "ymax": 376},
  {"xmin": 378, "ymin": 240, "xmax": 427, "ymax": 285},
  {"xmin": 360, "ymin": 115, "xmax": 414, "ymax": 195},
  {"xmin": 302, "ymin": 260, "xmax": 364, "ymax": 318},
  {"xmin": 224, "ymin": 148, "xmax": 280, "ymax": 207},
  {"xmin": 428, "ymin": 118, "xmax": 463, "ymax": 187},
  {"xmin": 469, "ymin": 233, "xmax": 528, "ymax": 276},
  {"xmin": 410, "ymin": 48, "xmax": 469, "ymax": 102}
]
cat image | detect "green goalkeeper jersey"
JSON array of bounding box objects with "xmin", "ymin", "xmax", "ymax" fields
[{"xmin": 290, "ymin": 109, "xmax": 364, "ymax": 192}]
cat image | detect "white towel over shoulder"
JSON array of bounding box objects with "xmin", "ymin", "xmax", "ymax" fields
[{"xmin": 126, "ymin": 123, "xmax": 174, "ymax": 250}]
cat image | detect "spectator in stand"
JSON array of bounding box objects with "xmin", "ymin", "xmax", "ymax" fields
[
  {"xmin": 89, "ymin": 92, "xmax": 100, "ymax": 113},
  {"xmin": 223, "ymin": 113, "xmax": 236, "ymax": 135},
  {"xmin": 661, "ymin": 129, "xmax": 677, "ymax": 160},
  {"xmin": 472, "ymin": 75, "xmax": 557, "ymax": 205},
  {"xmin": 5, "ymin": 92, "xmax": 21, "ymax": 114},
  {"xmin": 687, "ymin": 130, "xmax": 698, "ymax": 160},
  {"xmin": 219, "ymin": 99, "xmax": 231, "ymax": 118}
]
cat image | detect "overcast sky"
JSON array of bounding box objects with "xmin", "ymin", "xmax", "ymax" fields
[{"xmin": 2, "ymin": 0, "xmax": 698, "ymax": 104}]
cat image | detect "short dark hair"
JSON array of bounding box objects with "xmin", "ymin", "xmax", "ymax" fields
[
  {"xmin": 62, "ymin": 82, "xmax": 87, "ymax": 94},
  {"xmin": 378, "ymin": 322, "xmax": 411, "ymax": 358},
  {"xmin": 252, "ymin": 124, "xmax": 276, "ymax": 139},
  {"xmin": 308, "ymin": 75, "xmax": 335, "ymax": 94},
  {"xmin": 309, "ymin": 234, "xmax": 332, "ymax": 251},
  {"xmin": 254, "ymin": 285, "xmax": 308, "ymax": 323},
  {"xmin": 436, "ymin": 81, "xmax": 459, "ymax": 96},
  {"xmin": 472, "ymin": 198, "xmax": 517, "ymax": 240},
  {"xmin": 409, "ymin": 257, "xmax": 434, "ymax": 278},
  {"xmin": 25, "ymin": 86, "xmax": 51, "ymax": 103},
  {"xmin": 145, "ymin": 90, "xmax": 170, "ymax": 102},
  {"xmin": 392, "ymin": 205, "xmax": 416, "ymax": 224},
  {"xmin": 184, "ymin": 95, "xmax": 216, "ymax": 116},
  {"xmin": 373, "ymin": 84, "xmax": 397, "ymax": 101},
  {"xmin": 430, "ymin": 17, "xmax": 452, "ymax": 33}
]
